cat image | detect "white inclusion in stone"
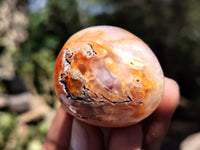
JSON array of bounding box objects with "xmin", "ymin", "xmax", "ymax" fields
[
  {"xmin": 68, "ymin": 105, "xmax": 77, "ymax": 114},
  {"xmin": 64, "ymin": 62, "xmax": 70, "ymax": 72},
  {"xmin": 118, "ymin": 51, "xmax": 133, "ymax": 64}
]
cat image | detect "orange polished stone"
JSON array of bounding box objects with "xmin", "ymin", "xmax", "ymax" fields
[{"xmin": 54, "ymin": 26, "xmax": 164, "ymax": 127}]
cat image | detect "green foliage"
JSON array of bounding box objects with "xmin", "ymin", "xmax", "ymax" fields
[
  {"xmin": 15, "ymin": 0, "xmax": 81, "ymax": 105},
  {"xmin": 27, "ymin": 139, "xmax": 42, "ymax": 150},
  {"xmin": 0, "ymin": 112, "xmax": 16, "ymax": 149},
  {"xmin": 38, "ymin": 121, "xmax": 50, "ymax": 136},
  {"xmin": 14, "ymin": 122, "xmax": 49, "ymax": 150}
]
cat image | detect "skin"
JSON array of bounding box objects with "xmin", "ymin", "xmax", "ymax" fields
[{"xmin": 42, "ymin": 77, "xmax": 180, "ymax": 150}]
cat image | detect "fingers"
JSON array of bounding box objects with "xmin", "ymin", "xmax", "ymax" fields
[
  {"xmin": 70, "ymin": 119, "xmax": 104, "ymax": 150},
  {"xmin": 142, "ymin": 77, "xmax": 180, "ymax": 150},
  {"xmin": 108, "ymin": 124, "xmax": 143, "ymax": 150},
  {"xmin": 43, "ymin": 77, "xmax": 179, "ymax": 150},
  {"xmin": 42, "ymin": 105, "xmax": 73, "ymax": 150},
  {"xmin": 156, "ymin": 77, "xmax": 180, "ymax": 115}
]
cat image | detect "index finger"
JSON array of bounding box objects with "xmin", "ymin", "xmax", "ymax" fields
[{"xmin": 42, "ymin": 105, "xmax": 73, "ymax": 150}]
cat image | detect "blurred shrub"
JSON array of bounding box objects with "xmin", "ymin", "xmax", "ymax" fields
[
  {"xmin": 0, "ymin": 0, "xmax": 28, "ymax": 81},
  {"xmin": 0, "ymin": 112, "xmax": 16, "ymax": 149},
  {"xmin": 15, "ymin": 0, "xmax": 81, "ymax": 105}
]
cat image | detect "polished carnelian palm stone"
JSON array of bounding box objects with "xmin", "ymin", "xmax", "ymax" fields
[{"xmin": 54, "ymin": 26, "xmax": 164, "ymax": 127}]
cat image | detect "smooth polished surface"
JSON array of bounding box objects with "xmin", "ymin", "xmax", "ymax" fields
[{"xmin": 54, "ymin": 26, "xmax": 164, "ymax": 127}]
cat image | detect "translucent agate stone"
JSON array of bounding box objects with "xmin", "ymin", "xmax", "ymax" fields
[{"xmin": 54, "ymin": 26, "xmax": 164, "ymax": 127}]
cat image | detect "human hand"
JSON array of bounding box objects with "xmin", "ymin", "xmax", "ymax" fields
[{"xmin": 42, "ymin": 77, "xmax": 180, "ymax": 150}]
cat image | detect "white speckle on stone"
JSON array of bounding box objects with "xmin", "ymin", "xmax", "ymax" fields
[{"xmin": 68, "ymin": 105, "xmax": 77, "ymax": 114}]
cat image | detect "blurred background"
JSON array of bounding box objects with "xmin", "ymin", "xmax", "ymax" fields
[{"xmin": 0, "ymin": 0, "xmax": 200, "ymax": 149}]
